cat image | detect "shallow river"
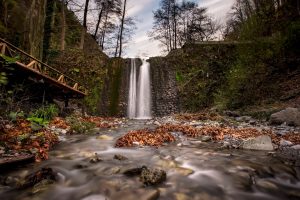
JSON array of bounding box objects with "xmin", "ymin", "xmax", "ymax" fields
[{"xmin": 1, "ymin": 120, "xmax": 300, "ymax": 200}]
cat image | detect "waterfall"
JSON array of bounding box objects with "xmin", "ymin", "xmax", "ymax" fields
[
  {"xmin": 128, "ymin": 58, "xmax": 137, "ymax": 118},
  {"xmin": 127, "ymin": 58, "xmax": 152, "ymax": 119}
]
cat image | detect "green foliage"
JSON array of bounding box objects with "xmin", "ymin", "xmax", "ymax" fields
[
  {"xmin": 8, "ymin": 111, "xmax": 24, "ymax": 121},
  {"xmin": 27, "ymin": 104, "xmax": 59, "ymax": 130},
  {"xmin": 215, "ymin": 40, "xmax": 282, "ymax": 109},
  {"xmin": 0, "ymin": 72, "xmax": 7, "ymax": 85},
  {"xmin": 66, "ymin": 116, "xmax": 96, "ymax": 134},
  {"xmin": 0, "ymin": 54, "xmax": 19, "ymax": 64},
  {"xmin": 31, "ymin": 104, "xmax": 59, "ymax": 121},
  {"xmin": 175, "ymin": 71, "xmax": 183, "ymax": 82}
]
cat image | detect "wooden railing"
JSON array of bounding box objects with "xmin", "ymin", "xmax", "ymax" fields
[{"xmin": 0, "ymin": 38, "xmax": 87, "ymax": 95}]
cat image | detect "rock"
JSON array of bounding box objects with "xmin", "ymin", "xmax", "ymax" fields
[
  {"xmin": 242, "ymin": 135, "xmax": 274, "ymax": 151},
  {"xmin": 97, "ymin": 135, "xmax": 113, "ymax": 140},
  {"xmin": 32, "ymin": 179, "xmax": 55, "ymax": 194},
  {"xmin": 90, "ymin": 153, "xmax": 102, "ymax": 163},
  {"xmin": 154, "ymin": 121, "xmax": 161, "ymax": 126},
  {"xmin": 175, "ymin": 193, "xmax": 189, "ymax": 200},
  {"xmin": 270, "ymin": 107, "xmax": 300, "ymax": 126},
  {"xmin": 173, "ymin": 167, "xmax": 194, "ymax": 176},
  {"xmin": 133, "ymin": 141, "xmax": 140, "ymax": 146},
  {"xmin": 111, "ymin": 188, "xmax": 159, "ymax": 200},
  {"xmin": 114, "ymin": 154, "xmax": 128, "ymax": 161},
  {"xmin": 140, "ymin": 168, "xmax": 167, "ymax": 186},
  {"xmin": 291, "ymin": 145, "xmax": 300, "ymax": 150},
  {"xmin": 280, "ymin": 139, "xmax": 293, "ymax": 147},
  {"xmin": 19, "ymin": 168, "xmax": 58, "ymax": 189},
  {"xmin": 107, "ymin": 167, "xmax": 121, "ymax": 175},
  {"xmin": 256, "ymin": 179, "xmax": 278, "ymax": 191},
  {"xmin": 224, "ymin": 110, "xmax": 240, "ymax": 117},
  {"xmin": 0, "ymin": 146, "xmax": 5, "ymax": 155},
  {"xmin": 123, "ymin": 166, "xmax": 146, "ymax": 177},
  {"xmin": 236, "ymin": 116, "xmax": 252, "ymax": 122},
  {"xmin": 201, "ymin": 136, "xmax": 212, "ymax": 142},
  {"xmin": 81, "ymin": 194, "xmax": 106, "ymax": 200}
]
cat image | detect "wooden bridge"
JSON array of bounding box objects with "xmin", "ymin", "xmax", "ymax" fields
[{"xmin": 0, "ymin": 38, "xmax": 87, "ymax": 102}]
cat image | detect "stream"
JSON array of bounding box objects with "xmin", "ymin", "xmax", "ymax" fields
[{"xmin": 1, "ymin": 120, "xmax": 300, "ymax": 200}]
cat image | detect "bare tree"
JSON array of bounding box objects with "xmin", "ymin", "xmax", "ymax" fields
[{"xmin": 79, "ymin": 0, "xmax": 90, "ymax": 49}]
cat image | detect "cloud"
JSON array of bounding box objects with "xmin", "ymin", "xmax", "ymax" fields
[{"xmin": 126, "ymin": 0, "xmax": 235, "ymax": 58}]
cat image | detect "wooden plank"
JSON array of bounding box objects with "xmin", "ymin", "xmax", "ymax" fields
[{"xmin": 15, "ymin": 61, "xmax": 86, "ymax": 97}]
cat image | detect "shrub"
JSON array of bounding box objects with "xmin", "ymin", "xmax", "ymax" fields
[{"xmin": 66, "ymin": 116, "xmax": 96, "ymax": 134}]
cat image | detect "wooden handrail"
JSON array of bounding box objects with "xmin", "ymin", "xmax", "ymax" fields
[{"xmin": 0, "ymin": 38, "xmax": 87, "ymax": 94}]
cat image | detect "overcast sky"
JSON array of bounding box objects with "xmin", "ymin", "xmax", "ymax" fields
[{"xmin": 124, "ymin": 0, "xmax": 235, "ymax": 58}]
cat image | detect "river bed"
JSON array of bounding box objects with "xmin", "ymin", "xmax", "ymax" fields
[{"xmin": 0, "ymin": 120, "xmax": 300, "ymax": 200}]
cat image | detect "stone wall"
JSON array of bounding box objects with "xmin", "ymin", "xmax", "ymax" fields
[{"xmin": 149, "ymin": 57, "xmax": 180, "ymax": 116}]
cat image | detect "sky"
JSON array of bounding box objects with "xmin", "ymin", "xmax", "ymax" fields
[{"xmin": 125, "ymin": 0, "xmax": 235, "ymax": 58}]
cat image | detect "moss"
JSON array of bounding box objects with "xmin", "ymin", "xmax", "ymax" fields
[{"xmin": 108, "ymin": 60, "xmax": 123, "ymax": 116}]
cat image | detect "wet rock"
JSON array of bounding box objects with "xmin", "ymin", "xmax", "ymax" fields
[
  {"xmin": 90, "ymin": 153, "xmax": 102, "ymax": 163},
  {"xmin": 242, "ymin": 135, "xmax": 274, "ymax": 151},
  {"xmin": 222, "ymin": 135, "xmax": 243, "ymax": 149},
  {"xmin": 97, "ymin": 135, "xmax": 113, "ymax": 140},
  {"xmin": 82, "ymin": 194, "xmax": 106, "ymax": 200},
  {"xmin": 140, "ymin": 168, "xmax": 167, "ymax": 186},
  {"xmin": 114, "ymin": 154, "xmax": 128, "ymax": 161},
  {"xmin": 173, "ymin": 167, "xmax": 194, "ymax": 176},
  {"xmin": 19, "ymin": 167, "xmax": 57, "ymax": 189},
  {"xmin": 280, "ymin": 139, "xmax": 293, "ymax": 147},
  {"xmin": 111, "ymin": 188, "xmax": 159, "ymax": 200},
  {"xmin": 74, "ymin": 164, "xmax": 88, "ymax": 169},
  {"xmin": 256, "ymin": 179, "xmax": 278, "ymax": 192},
  {"xmin": 123, "ymin": 166, "xmax": 146, "ymax": 177},
  {"xmin": 270, "ymin": 107, "xmax": 300, "ymax": 126},
  {"xmin": 175, "ymin": 193, "xmax": 189, "ymax": 200},
  {"xmin": 201, "ymin": 136, "xmax": 212, "ymax": 142},
  {"xmin": 107, "ymin": 167, "xmax": 121, "ymax": 175},
  {"xmin": 291, "ymin": 145, "xmax": 300, "ymax": 150},
  {"xmin": 276, "ymin": 147, "xmax": 300, "ymax": 166},
  {"xmin": 32, "ymin": 179, "xmax": 55, "ymax": 194}
]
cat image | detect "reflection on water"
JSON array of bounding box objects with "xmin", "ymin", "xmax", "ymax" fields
[{"xmin": 0, "ymin": 120, "xmax": 299, "ymax": 200}]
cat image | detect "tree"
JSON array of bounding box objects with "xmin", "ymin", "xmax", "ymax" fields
[
  {"xmin": 150, "ymin": 0, "xmax": 218, "ymax": 52},
  {"xmin": 79, "ymin": 0, "xmax": 90, "ymax": 49},
  {"xmin": 60, "ymin": 0, "xmax": 66, "ymax": 51},
  {"xmin": 118, "ymin": 0, "xmax": 127, "ymax": 57}
]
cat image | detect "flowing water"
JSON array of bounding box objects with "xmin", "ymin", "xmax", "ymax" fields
[
  {"xmin": 127, "ymin": 59, "xmax": 137, "ymax": 119},
  {"xmin": 128, "ymin": 59, "xmax": 152, "ymax": 119},
  {"xmin": 1, "ymin": 120, "xmax": 300, "ymax": 200}
]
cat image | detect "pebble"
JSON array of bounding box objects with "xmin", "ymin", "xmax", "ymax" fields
[
  {"xmin": 280, "ymin": 139, "xmax": 293, "ymax": 147},
  {"xmin": 97, "ymin": 135, "xmax": 113, "ymax": 140}
]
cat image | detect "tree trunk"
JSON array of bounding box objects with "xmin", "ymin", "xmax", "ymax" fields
[
  {"xmin": 118, "ymin": 0, "xmax": 127, "ymax": 58},
  {"xmin": 94, "ymin": 7, "xmax": 103, "ymax": 39},
  {"xmin": 3, "ymin": 2, "xmax": 8, "ymax": 27},
  {"xmin": 101, "ymin": 11, "xmax": 109, "ymax": 50},
  {"xmin": 80, "ymin": 0, "xmax": 90, "ymax": 49},
  {"xmin": 115, "ymin": 26, "xmax": 121, "ymax": 57},
  {"xmin": 60, "ymin": 0, "xmax": 66, "ymax": 51},
  {"xmin": 167, "ymin": 0, "xmax": 172, "ymax": 50},
  {"xmin": 173, "ymin": 2, "xmax": 177, "ymax": 49}
]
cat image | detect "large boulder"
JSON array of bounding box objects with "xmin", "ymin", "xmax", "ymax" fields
[
  {"xmin": 242, "ymin": 135, "xmax": 274, "ymax": 151},
  {"xmin": 270, "ymin": 107, "xmax": 300, "ymax": 126}
]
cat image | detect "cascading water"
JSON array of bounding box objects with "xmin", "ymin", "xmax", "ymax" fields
[
  {"xmin": 127, "ymin": 59, "xmax": 137, "ymax": 119},
  {"xmin": 127, "ymin": 58, "xmax": 152, "ymax": 119}
]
